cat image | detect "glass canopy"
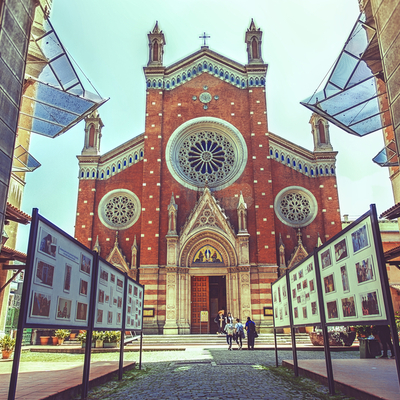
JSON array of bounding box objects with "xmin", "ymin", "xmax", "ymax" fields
[
  {"xmin": 19, "ymin": 13, "xmax": 107, "ymax": 138},
  {"xmin": 12, "ymin": 145, "xmax": 41, "ymax": 172},
  {"xmin": 301, "ymin": 14, "xmax": 390, "ymax": 137}
]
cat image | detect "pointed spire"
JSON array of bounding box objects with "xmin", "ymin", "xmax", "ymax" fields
[
  {"xmin": 297, "ymin": 228, "xmax": 302, "ymax": 245},
  {"xmin": 317, "ymin": 232, "xmax": 323, "ymax": 247},
  {"xmin": 309, "ymin": 113, "xmax": 333, "ymax": 152},
  {"xmin": 278, "ymin": 233, "xmax": 287, "ymax": 270},
  {"xmin": 245, "ymin": 18, "xmax": 263, "ymax": 64},
  {"xmin": 237, "ymin": 191, "xmax": 247, "ymax": 210},
  {"xmin": 152, "ymin": 21, "xmax": 161, "ymax": 34},
  {"xmin": 82, "ymin": 110, "xmax": 103, "ymax": 155},
  {"xmin": 249, "ymin": 18, "xmax": 257, "ymax": 31},
  {"xmin": 147, "ymin": 21, "xmax": 166, "ymax": 67},
  {"xmin": 93, "ymin": 235, "xmax": 101, "ymax": 254},
  {"xmin": 114, "ymin": 231, "xmax": 119, "ymax": 247}
]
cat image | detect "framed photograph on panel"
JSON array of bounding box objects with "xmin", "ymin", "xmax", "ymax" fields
[
  {"xmin": 355, "ymin": 257, "xmax": 375, "ymax": 284},
  {"xmin": 96, "ymin": 309, "xmax": 103, "ymax": 323},
  {"xmin": 334, "ymin": 238, "xmax": 348, "ymax": 262},
  {"xmin": 37, "ymin": 229, "xmax": 57, "ymax": 258},
  {"xmin": 351, "ymin": 225, "xmax": 369, "ymax": 253},
  {"xmin": 326, "ymin": 300, "xmax": 338, "ymax": 319},
  {"xmin": 360, "ymin": 291, "xmax": 380, "ymax": 316},
  {"xmin": 56, "ymin": 297, "xmax": 71, "ymax": 320},
  {"xmin": 341, "ymin": 296, "xmax": 356, "ymax": 318},
  {"xmin": 76, "ymin": 301, "xmax": 88, "ymax": 321},
  {"xmin": 80, "ymin": 253, "xmax": 91, "ymax": 276},
  {"xmin": 323, "ymin": 274, "xmax": 335, "ymax": 294},
  {"xmin": 340, "ymin": 265, "xmax": 350, "ymax": 292},
  {"xmin": 79, "ymin": 279, "xmax": 88, "ymax": 296},
  {"xmin": 321, "ymin": 248, "xmax": 332, "ymax": 269},
  {"xmin": 34, "ymin": 260, "xmax": 55, "ymax": 288},
  {"xmin": 30, "ymin": 291, "xmax": 51, "ymax": 318},
  {"xmin": 63, "ymin": 264, "xmax": 72, "ymax": 293}
]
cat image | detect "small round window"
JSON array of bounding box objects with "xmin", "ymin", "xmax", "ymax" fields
[
  {"xmin": 98, "ymin": 189, "xmax": 141, "ymax": 230},
  {"xmin": 274, "ymin": 186, "xmax": 318, "ymax": 228}
]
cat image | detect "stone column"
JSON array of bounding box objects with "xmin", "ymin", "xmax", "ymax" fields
[
  {"xmin": 227, "ymin": 267, "xmax": 240, "ymax": 318},
  {"xmin": 238, "ymin": 267, "xmax": 251, "ymax": 320},
  {"xmin": 178, "ymin": 267, "xmax": 190, "ymax": 333},
  {"xmin": 163, "ymin": 267, "xmax": 179, "ymax": 334}
]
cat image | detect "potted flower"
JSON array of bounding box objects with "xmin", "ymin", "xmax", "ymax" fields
[
  {"xmin": 0, "ymin": 335, "xmax": 16, "ymax": 359},
  {"xmin": 354, "ymin": 325, "xmax": 372, "ymax": 338},
  {"xmin": 103, "ymin": 331, "xmax": 121, "ymax": 348},
  {"xmin": 309, "ymin": 326, "xmax": 356, "ymax": 346},
  {"xmin": 93, "ymin": 331, "xmax": 105, "ymax": 348},
  {"xmin": 54, "ymin": 329, "xmax": 71, "ymax": 345}
]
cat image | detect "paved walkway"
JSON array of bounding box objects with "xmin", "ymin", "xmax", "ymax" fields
[{"xmin": 1, "ymin": 345, "xmax": 399, "ymax": 399}]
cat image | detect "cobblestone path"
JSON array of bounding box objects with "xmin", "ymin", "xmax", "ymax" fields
[{"xmin": 97, "ymin": 348, "xmax": 359, "ymax": 400}]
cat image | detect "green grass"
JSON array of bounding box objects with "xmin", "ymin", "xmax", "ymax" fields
[{"xmin": 263, "ymin": 366, "xmax": 356, "ymax": 400}]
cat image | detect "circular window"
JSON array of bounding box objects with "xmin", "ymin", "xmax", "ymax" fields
[
  {"xmin": 98, "ymin": 189, "xmax": 141, "ymax": 230},
  {"xmin": 166, "ymin": 117, "xmax": 247, "ymax": 191},
  {"xmin": 274, "ymin": 186, "xmax": 318, "ymax": 228}
]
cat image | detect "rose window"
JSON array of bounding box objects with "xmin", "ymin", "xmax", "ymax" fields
[
  {"xmin": 104, "ymin": 195, "xmax": 135, "ymax": 225},
  {"xmin": 274, "ymin": 187, "xmax": 317, "ymax": 228},
  {"xmin": 280, "ymin": 193, "xmax": 310, "ymax": 222},
  {"xmin": 166, "ymin": 117, "xmax": 247, "ymax": 191},
  {"xmin": 178, "ymin": 131, "xmax": 235, "ymax": 186},
  {"xmin": 98, "ymin": 189, "xmax": 141, "ymax": 230}
]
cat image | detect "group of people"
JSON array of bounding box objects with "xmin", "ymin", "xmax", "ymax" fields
[{"xmin": 214, "ymin": 310, "xmax": 257, "ymax": 350}]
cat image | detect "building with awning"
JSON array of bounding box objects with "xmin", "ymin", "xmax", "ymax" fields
[{"xmin": 0, "ymin": 1, "xmax": 106, "ymax": 335}]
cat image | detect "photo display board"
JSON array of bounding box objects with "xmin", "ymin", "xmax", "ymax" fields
[
  {"xmin": 318, "ymin": 214, "xmax": 387, "ymax": 325},
  {"xmin": 289, "ymin": 255, "xmax": 321, "ymax": 326},
  {"xmin": 125, "ymin": 277, "xmax": 144, "ymax": 331},
  {"xmin": 94, "ymin": 259, "xmax": 126, "ymax": 330},
  {"xmin": 271, "ymin": 274, "xmax": 290, "ymax": 328},
  {"xmin": 26, "ymin": 217, "xmax": 94, "ymax": 328}
]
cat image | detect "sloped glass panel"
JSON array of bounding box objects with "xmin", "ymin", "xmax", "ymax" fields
[
  {"xmin": 51, "ymin": 54, "xmax": 79, "ymax": 90},
  {"xmin": 347, "ymin": 61, "xmax": 372, "ymax": 88},
  {"xmin": 12, "ymin": 145, "xmax": 41, "ymax": 172},
  {"xmin": 330, "ymin": 52, "xmax": 358, "ymax": 89},
  {"xmin": 36, "ymin": 32, "xmax": 63, "ymax": 59},
  {"xmin": 301, "ymin": 13, "xmax": 387, "ymax": 137},
  {"xmin": 344, "ymin": 21, "xmax": 369, "ymax": 58}
]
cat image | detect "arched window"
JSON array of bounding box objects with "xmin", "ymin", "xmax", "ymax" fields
[
  {"xmin": 166, "ymin": 82, "xmax": 170, "ymax": 89},
  {"xmin": 275, "ymin": 152, "xmax": 279, "ymax": 159},
  {"xmin": 311, "ymin": 169, "xmax": 314, "ymax": 176},
  {"xmin": 270, "ymin": 149, "xmax": 273, "ymax": 156},
  {"xmin": 101, "ymin": 172, "xmax": 104, "ymax": 179},
  {"xmin": 305, "ymin": 166, "xmax": 308, "ymax": 173},
  {"xmin": 158, "ymin": 80, "xmax": 162, "ymax": 88},
  {"xmin": 107, "ymin": 169, "xmax": 110, "ymax": 176},
  {"xmin": 251, "ymin": 37, "xmax": 258, "ymax": 59},
  {"xmin": 255, "ymin": 77, "xmax": 259, "ymax": 85},
  {"xmin": 81, "ymin": 171, "xmax": 84, "ymax": 178},
  {"xmin": 236, "ymin": 77, "xmax": 240, "ymax": 85},
  {"xmin": 88, "ymin": 125, "xmax": 95, "ymax": 147},
  {"xmin": 230, "ymin": 75, "xmax": 234, "ymax": 82},
  {"xmin": 118, "ymin": 163, "xmax": 121, "ymax": 170},
  {"xmin": 319, "ymin": 168, "xmax": 323, "ymax": 175},
  {"xmin": 147, "ymin": 80, "xmax": 151, "ymax": 88},
  {"xmin": 112, "ymin": 166, "xmax": 115, "ymax": 173},
  {"xmin": 261, "ymin": 77, "xmax": 265, "ymax": 85},
  {"xmin": 92, "ymin": 171, "xmax": 95, "ymax": 178},
  {"xmin": 287, "ymin": 157, "xmax": 290, "ymax": 165},
  {"xmin": 241, "ymin": 80, "xmax": 246, "ymax": 88},
  {"xmin": 214, "ymin": 67, "xmax": 218, "ymax": 74},
  {"xmin": 325, "ymin": 167, "xmax": 329, "ymax": 175},
  {"xmin": 153, "ymin": 41, "xmax": 159, "ymax": 62},
  {"xmin": 188, "ymin": 70, "xmax": 191, "ymax": 78},
  {"xmin": 220, "ymin": 70, "xmax": 224, "ymax": 77},
  {"xmin": 96, "ymin": 171, "xmax": 99, "ymax": 178},
  {"xmin": 249, "ymin": 78, "xmax": 254, "ymax": 86},
  {"xmin": 86, "ymin": 171, "xmax": 89, "ymax": 178},
  {"xmin": 177, "ymin": 76, "xmax": 181, "ymax": 84},
  {"xmin": 183, "ymin": 73, "xmax": 186, "ymax": 81},
  {"xmin": 293, "ymin": 160, "xmax": 296, "ymax": 167},
  {"xmin": 152, "ymin": 80, "xmax": 156, "ymax": 88},
  {"xmin": 299, "ymin": 163, "xmax": 302, "ymax": 171},
  {"xmin": 318, "ymin": 120, "xmax": 326, "ymax": 144},
  {"xmin": 172, "ymin": 79, "xmax": 175, "ymax": 87},
  {"xmin": 135, "ymin": 153, "xmax": 138, "ymax": 161},
  {"xmin": 281, "ymin": 154, "xmax": 284, "ymax": 162},
  {"xmin": 129, "ymin": 156, "xmax": 132, "ymax": 164},
  {"xmin": 140, "ymin": 150, "xmax": 144, "ymax": 158},
  {"xmin": 331, "ymin": 168, "xmax": 335, "ymax": 174},
  {"xmin": 124, "ymin": 160, "xmax": 127, "ymax": 167}
]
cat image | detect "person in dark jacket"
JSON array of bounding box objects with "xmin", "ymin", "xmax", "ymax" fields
[
  {"xmin": 214, "ymin": 310, "xmax": 225, "ymax": 334},
  {"xmin": 375, "ymin": 324, "xmax": 395, "ymax": 358},
  {"xmin": 245, "ymin": 316, "xmax": 256, "ymax": 350}
]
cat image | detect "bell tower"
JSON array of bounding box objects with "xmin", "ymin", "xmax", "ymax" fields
[
  {"xmin": 245, "ymin": 18, "xmax": 263, "ymax": 64},
  {"xmin": 82, "ymin": 110, "xmax": 103, "ymax": 155},
  {"xmin": 147, "ymin": 21, "xmax": 166, "ymax": 67},
  {"xmin": 309, "ymin": 113, "xmax": 333, "ymax": 152}
]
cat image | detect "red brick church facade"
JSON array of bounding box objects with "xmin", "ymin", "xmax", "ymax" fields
[{"xmin": 74, "ymin": 21, "xmax": 341, "ymax": 334}]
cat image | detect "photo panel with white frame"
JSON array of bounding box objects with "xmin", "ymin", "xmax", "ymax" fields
[
  {"xmin": 26, "ymin": 217, "xmax": 94, "ymax": 327},
  {"xmin": 318, "ymin": 214, "xmax": 387, "ymax": 325},
  {"xmin": 94, "ymin": 258, "xmax": 126, "ymax": 330},
  {"xmin": 126, "ymin": 277, "xmax": 144, "ymax": 331},
  {"xmin": 289, "ymin": 255, "xmax": 321, "ymax": 327},
  {"xmin": 271, "ymin": 274, "xmax": 289, "ymax": 328}
]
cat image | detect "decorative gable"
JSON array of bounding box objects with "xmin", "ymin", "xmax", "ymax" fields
[{"xmin": 106, "ymin": 232, "xmax": 130, "ymax": 272}]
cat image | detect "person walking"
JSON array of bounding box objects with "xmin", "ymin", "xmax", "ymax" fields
[
  {"xmin": 225, "ymin": 318, "xmax": 235, "ymax": 350},
  {"xmin": 235, "ymin": 318, "xmax": 245, "ymax": 350},
  {"xmin": 375, "ymin": 324, "xmax": 395, "ymax": 358},
  {"xmin": 245, "ymin": 316, "xmax": 256, "ymax": 350},
  {"xmin": 225, "ymin": 312, "xmax": 234, "ymax": 325}
]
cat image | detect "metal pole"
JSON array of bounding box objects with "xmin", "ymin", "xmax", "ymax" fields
[
  {"xmin": 314, "ymin": 251, "xmax": 335, "ymax": 395},
  {"xmin": 274, "ymin": 327, "xmax": 278, "ymax": 367},
  {"xmin": 139, "ymin": 331, "xmax": 143, "ymax": 370},
  {"xmin": 200, "ymin": 312, "xmax": 201, "ymax": 335}
]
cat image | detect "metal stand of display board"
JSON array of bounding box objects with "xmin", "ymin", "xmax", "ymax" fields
[
  {"xmin": 139, "ymin": 331, "xmax": 143, "ymax": 370},
  {"xmin": 313, "ymin": 251, "xmax": 335, "ymax": 395},
  {"xmin": 273, "ymin": 327, "xmax": 278, "ymax": 367},
  {"xmin": 286, "ymin": 277, "xmax": 298, "ymax": 377}
]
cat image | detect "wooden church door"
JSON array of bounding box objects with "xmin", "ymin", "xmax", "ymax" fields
[{"xmin": 190, "ymin": 276, "xmax": 209, "ymax": 333}]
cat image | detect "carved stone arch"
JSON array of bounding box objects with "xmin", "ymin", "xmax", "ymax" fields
[{"xmin": 179, "ymin": 230, "xmax": 237, "ymax": 268}]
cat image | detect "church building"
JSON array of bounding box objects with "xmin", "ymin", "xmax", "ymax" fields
[{"xmin": 74, "ymin": 20, "xmax": 342, "ymax": 334}]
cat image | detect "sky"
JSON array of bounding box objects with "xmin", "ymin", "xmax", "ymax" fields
[{"xmin": 16, "ymin": 0, "xmax": 395, "ymax": 252}]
